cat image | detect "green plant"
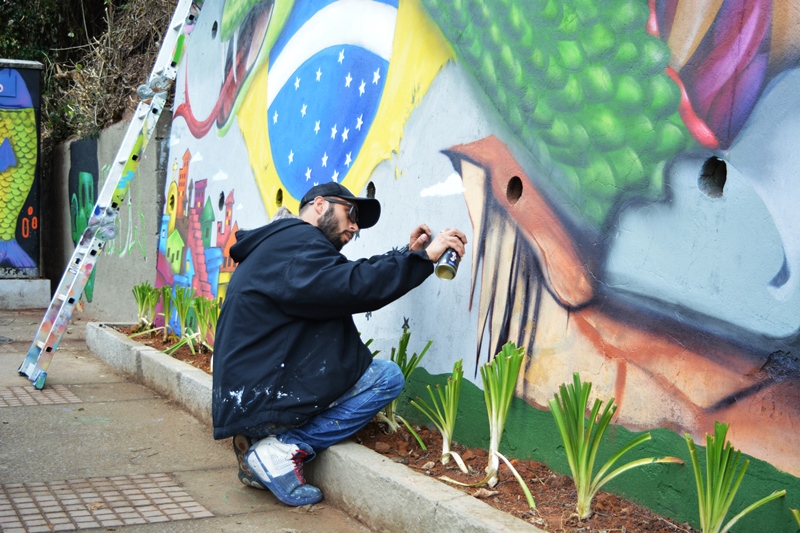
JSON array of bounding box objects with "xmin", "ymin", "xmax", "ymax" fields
[
  {"xmin": 170, "ymin": 286, "xmax": 197, "ymax": 354},
  {"xmin": 132, "ymin": 281, "xmax": 153, "ymax": 329},
  {"xmin": 375, "ymin": 325, "xmax": 432, "ymax": 449},
  {"xmin": 550, "ymin": 372, "xmax": 682, "ymax": 520},
  {"xmin": 160, "ymin": 285, "xmax": 175, "ymax": 342},
  {"xmin": 792, "ymin": 508, "xmax": 800, "ymax": 527},
  {"xmin": 441, "ymin": 342, "xmax": 535, "ymax": 510},
  {"xmin": 131, "ymin": 281, "xmax": 160, "ymax": 330},
  {"xmin": 479, "ymin": 342, "xmax": 534, "ymax": 506},
  {"xmin": 411, "ymin": 359, "xmax": 468, "ymax": 473},
  {"xmin": 686, "ymin": 422, "xmax": 786, "ymax": 533},
  {"xmin": 192, "ymin": 296, "xmax": 220, "ymax": 352}
]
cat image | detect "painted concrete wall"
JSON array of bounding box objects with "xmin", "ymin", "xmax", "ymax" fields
[
  {"xmin": 50, "ymin": 112, "xmax": 169, "ymax": 322},
  {"xmin": 156, "ymin": 0, "xmax": 800, "ymax": 527},
  {"xmin": 0, "ymin": 62, "xmax": 42, "ymax": 278}
]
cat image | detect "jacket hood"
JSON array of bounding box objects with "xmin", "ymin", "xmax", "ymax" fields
[{"xmin": 230, "ymin": 217, "xmax": 304, "ymax": 263}]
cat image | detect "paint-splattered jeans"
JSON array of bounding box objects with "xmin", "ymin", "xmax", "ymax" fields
[{"xmin": 268, "ymin": 358, "xmax": 404, "ymax": 459}]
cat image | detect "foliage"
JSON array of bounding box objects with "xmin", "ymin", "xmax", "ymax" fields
[
  {"xmin": 44, "ymin": 0, "xmax": 175, "ymax": 143},
  {"xmin": 0, "ymin": 0, "xmax": 105, "ymax": 61},
  {"xmin": 192, "ymin": 296, "xmax": 219, "ymax": 352},
  {"xmin": 549, "ymin": 372, "xmax": 682, "ymax": 520},
  {"xmin": 131, "ymin": 280, "xmax": 160, "ymax": 329},
  {"xmin": 479, "ymin": 342, "xmax": 534, "ymax": 509},
  {"xmin": 411, "ymin": 359, "xmax": 468, "ymax": 473},
  {"xmin": 375, "ymin": 325, "xmax": 432, "ymax": 449},
  {"xmin": 685, "ymin": 422, "xmax": 786, "ymax": 533},
  {"xmin": 0, "ymin": 0, "xmax": 175, "ymax": 146},
  {"xmin": 159, "ymin": 285, "xmax": 174, "ymax": 341},
  {"xmin": 170, "ymin": 286, "xmax": 197, "ymax": 354},
  {"xmin": 441, "ymin": 342, "xmax": 535, "ymax": 510}
]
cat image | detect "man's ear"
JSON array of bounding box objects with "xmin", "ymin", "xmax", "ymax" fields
[{"xmin": 313, "ymin": 196, "xmax": 326, "ymax": 214}]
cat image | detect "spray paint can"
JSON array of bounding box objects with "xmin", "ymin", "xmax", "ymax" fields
[{"xmin": 435, "ymin": 248, "xmax": 461, "ymax": 280}]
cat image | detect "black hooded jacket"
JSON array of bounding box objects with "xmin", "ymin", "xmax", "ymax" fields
[{"xmin": 212, "ymin": 217, "xmax": 434, "ymax": 440}]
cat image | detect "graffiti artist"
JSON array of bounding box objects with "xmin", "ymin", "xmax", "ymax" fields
[{"xmin": 212, "ymin": 182, "xmax": 467, "ymax": 506}]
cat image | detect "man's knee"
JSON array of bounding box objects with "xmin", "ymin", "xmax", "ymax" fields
[{"xmin": 372, "ymin": 359, "xmax": 405, "ymax": 398}]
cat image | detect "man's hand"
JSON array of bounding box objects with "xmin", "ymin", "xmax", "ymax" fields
[
  {"xmin": 424, "ymin": 228, "xmax": 467, "ymax": 263},
  {"xmin": 408, "ymin": 224, "xmax": 432, "ymax": 252}
]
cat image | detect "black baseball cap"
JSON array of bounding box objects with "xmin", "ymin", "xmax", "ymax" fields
[{"xmin": 299, "ymin": 182, "xmax": 381, "ymax": 229}]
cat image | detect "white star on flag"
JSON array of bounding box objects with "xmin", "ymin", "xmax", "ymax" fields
[
  {"xmin": 332, "ymin": 169, "xmax": 340, "ymax": 182},
  {"xmin": 301, "ymin": 104, "xmax": 307, "ymax": 117},
  {"xmin": 359, "ymin": 80, "xmax": 366, "ymax": 96},
  {"xmin": 314, "ymin": 121, "xmax": 320, "ymax": 134},
  {"xmin": 316, "ymin": 68, "xmax": 322, "ymax": 81},
  {"xmin": 345, "ymin": 152, "xmax": 352, "ymax": 167},
  {"xmin": 305, "ymin": 167, "xmax": 312, "ymax": 181},
  {"xmin": 373, "ymin": 68, "xmax": 380, "ymax": 84},
  {"xmin": 331, "ymin": 124, "xmax": 338, "ymax": 139},
  {"xmin": 294, "ymin": 76, "xmax": 300, "ymax": 90},
  {"xmin": 321, "ymin": 152, "xmax": 328, "ymax": 167},
  {"xmin": 338, "ymin": 49, "xmax": 345, "ymax": 64},
  {"xmin": 342, "ymin": 127, "xmax": 349, "ymax": 142},
  {"xmin": 356, "ymin": 114, "xmax": 363, "ymax": 130},
  {"xmin": 345, "ymin": 73, "xmax": 352, "ymax": 87},
  {"xmin": 288, "ymin": 150, "xmax": 294, "ymax": 164},
  {"xmin": 273, "ymin": 111, "xmax": 279, "ymax": 124}
]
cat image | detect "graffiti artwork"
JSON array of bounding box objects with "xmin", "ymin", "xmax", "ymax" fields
[
  {"xmin": 0, "ymin": 66, "xmax": 40, "ymax": 276},
  {"xmin": 68, "ymin": 138, "xmax": 100, "ymax": 301},
  {"xmin": 160, "ymin": 0, "xmax": 800, "ymax": 482}
]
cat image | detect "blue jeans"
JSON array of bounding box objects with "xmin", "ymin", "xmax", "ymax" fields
[{"xmin": 270, "ymin": 359, "xmax": 404, "ymax": 459}]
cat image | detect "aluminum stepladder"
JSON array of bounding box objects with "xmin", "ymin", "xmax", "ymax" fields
[{"xmin": 18, "ymin": 0, "xmax": 201, "ymax": 389}]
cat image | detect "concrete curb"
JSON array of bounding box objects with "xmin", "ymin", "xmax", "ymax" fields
[{"xmin": 85, "ymin": 322, "xmax": 545, "ymax": 533}]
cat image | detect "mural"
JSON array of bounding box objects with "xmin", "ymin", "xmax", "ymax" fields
[
  {"xmin": 159, "ymin": 0, "xmax": 800, "ymax": 485},
  {"xmin": 0, "ymin": 67, "xmax": 40, "ymax": 276},
  {"xmin": 68, "ymin": 138, "xmax": 100, "ymax": 301}
]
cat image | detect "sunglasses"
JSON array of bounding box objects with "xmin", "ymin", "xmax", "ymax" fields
[{"xmin": 324, "ymin": 197, "xmax": 359, "ymax": 224}]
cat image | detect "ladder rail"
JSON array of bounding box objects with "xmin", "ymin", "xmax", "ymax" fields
[{"xmin": 19, "ymin": 0, "xmax": 199, "ymax": 390}]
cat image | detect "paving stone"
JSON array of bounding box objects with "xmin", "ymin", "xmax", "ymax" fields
[{"xmin": 0, "ymin": 473, "xmax": 213, "ymax": 530}]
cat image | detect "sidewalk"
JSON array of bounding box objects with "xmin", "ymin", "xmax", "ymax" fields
[
  {"xmin": 1, "ymin": 309, "xmax": 372, "ymax": 533},
  {"xmin": 2, "ymin": 309, "xmax": 543, "ymax": 533}
]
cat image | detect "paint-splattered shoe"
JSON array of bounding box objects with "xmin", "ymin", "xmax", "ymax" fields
[
  {"xmin": 244, "ymin": 436, "xmax": 323, "ymax": 506},
  {"xmin": 233, "ymin": 434, "xmax": 265, "ymax": 489}
]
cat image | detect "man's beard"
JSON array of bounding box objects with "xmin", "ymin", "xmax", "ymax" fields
[{"xmin": 318, "ymin": 204, "xmax": 350, "ymax": 251}]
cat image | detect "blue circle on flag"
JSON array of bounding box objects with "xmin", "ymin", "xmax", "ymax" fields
[{"xmin": 268, "ymin": 45, "xmax": 388, "ymax": 199}]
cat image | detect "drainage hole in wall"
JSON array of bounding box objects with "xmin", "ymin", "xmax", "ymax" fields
[
  {"xmin": 507, "ymin": 176, "xmax": 523, "ymax": 205},
  {"xmin": 698, "ymin": 157, "xmax": 727, "ymax": 198}
]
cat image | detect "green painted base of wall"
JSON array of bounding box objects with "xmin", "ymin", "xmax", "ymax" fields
[{"xmin": 397, "ymin": 367, "xmax": 800, "ymax": 532}]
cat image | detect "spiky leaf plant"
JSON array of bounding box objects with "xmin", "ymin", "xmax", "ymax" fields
[
  {"xmin": 686, "ymin": 422, "xmax": 786, "ymax": 533},
  {"xmin": 170, "ymin": 286, "xmax": 197, "ymax": 354},
  {"xmin": 441, "ymin": 342, "xmax": 535, "ymax": 510},
  {"xmin": 550, "ymin": 372, "xmax": 682, "ymax": 519},
  {"xmin": 375, "ymin": 325, "xmax": 432, "ymax": 450},
  {"xmin": 411, "ymin": 359, "xmax": 468, "ymax": 473},
  {"xmin": 132, "ymin": 281, "xmax": 158, "ymax": 330}
]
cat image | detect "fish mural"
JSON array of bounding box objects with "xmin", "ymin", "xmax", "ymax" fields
[{"xmin": 0, "ymin": 68, "xmax": 38, "ymax": 270}]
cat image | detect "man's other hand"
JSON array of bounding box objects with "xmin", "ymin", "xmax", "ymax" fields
[{"xmin": 408, "ymin": 224, "xmax": 432, "ymax": 251}]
